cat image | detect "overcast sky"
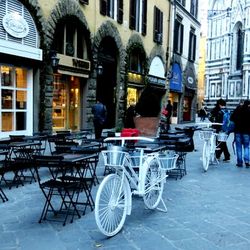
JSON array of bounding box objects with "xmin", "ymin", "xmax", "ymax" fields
[{"xmin": 199, "ymin": 0, "xmax": 209, "ymax": 35}]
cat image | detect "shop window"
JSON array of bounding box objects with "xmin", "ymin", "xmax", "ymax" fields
[
  {"xmin": 153, "ymin": 6, "xmax": 163, "ymax": 44},
  {"xmin": 129, "ymin": 0, "xmax": 147, "ymax": 35},
  {"xmin": 52, "ymin": 75, "xmax": 80, "ymax": 131},
  {"xmin": 99, "ymin": 0, "xmax": 123, "ymax": 24},
  {"xmin": 0, "ymin": 66, "xmax": 30, "ymax": 133}
]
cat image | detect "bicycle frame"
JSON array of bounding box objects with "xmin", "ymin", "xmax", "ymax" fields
[
  {"xmin": 197, "ymin": 122, "xmax": 222, "ymax": 171},
  {"xmin": 104, "ymin": 137, "xmax": 156, "ymax": 196}
]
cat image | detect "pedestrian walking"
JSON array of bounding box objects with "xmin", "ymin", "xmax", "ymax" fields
[
  {"xmin": 230, "ymin": 100, "xmax": 250, "ymax": 167},
  {"xmin": 209, "ymin": 98, "xmax": 230, "ymax": 161},
  {"xmin": 166, "ymin": 100, "xmax": 173, "ymax": 131},
  {"xmin": 124, "ymin": 99, "xmax": 136, "ymax": 128},
  {"xmin": 199, "ymin": 106, "xmax": 207, "ymax": 121},
  {"xmin": 92, "ymin": 99, "xmax": 107, "ymax": 139}
]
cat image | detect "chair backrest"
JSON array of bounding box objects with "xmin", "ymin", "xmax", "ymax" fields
[
  {"xmin": 9, "ymin": 135, "xmax": 25, "ymax": 142},
  {"xmin": 33, "ymin": 155, "xmax": 64, "ymax": 181}
]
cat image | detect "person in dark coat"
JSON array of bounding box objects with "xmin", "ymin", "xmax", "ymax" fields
[
  {"xmin": 92, "ymin": 100, "xmax": 107, "ymax": 139},
  {"xmin": 199, "ymin": 106, "xmax": 207, "ymax": 121},
  {"xmin": 209, "ymin": 98, "xmax": 230, "ymax": 161},
  {"xmin": 230, "ymin": 100, "xmax": 250, "ymax": 167},
  {"xmin": 125, "ymin": 101, "xmax": 136, "ymax": 128},
  {"xmin": 166, "ymin": 100, "xmax": 173, "ymax": 131}
]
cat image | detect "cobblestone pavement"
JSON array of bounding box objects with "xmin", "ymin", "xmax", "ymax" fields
[{"xmin": 1, "ymin": 126, "xmax": 250, "ymax": 250}]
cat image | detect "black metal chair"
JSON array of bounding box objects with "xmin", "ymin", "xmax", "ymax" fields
[
  {"xmin": 34, "ymin": 155, "xmax": 94, "ymax": 225},
  {"xmin": 0, "ymin": 158, "xmax": 8, "ymax": 202}
]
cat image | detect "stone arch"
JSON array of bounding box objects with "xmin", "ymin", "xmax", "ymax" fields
[
  {"xmin": 92, "ymin": 21, "xmax": 125, "ymax": 128},
  {"xmin": 45, "ymin": 0, "xmax": 91, "ymax": 50},
  {"xmin": 126, "ymin": 33, "xmax": 148, "ymax": 75},
  {"xmin": 93, "ymin": 21, "xmax": 125, "ymax": 71},
  {"xmin": 148, "ymin": 46, "xmax": 166, "ymax": 71}
]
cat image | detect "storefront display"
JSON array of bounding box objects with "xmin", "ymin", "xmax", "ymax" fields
[
  {"xmin": 52, "ymin": 75, "xmax": 80, "ymax": 131},
  {"xmin": 0, "ymin": 66, "xmax": 31, "ymax": 133}
]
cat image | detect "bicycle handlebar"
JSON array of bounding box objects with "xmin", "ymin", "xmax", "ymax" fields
[
  {"xmin": 104, "ymin": 136, "xmax": 154, "ymax": 146},
  {"xmin": 195, "ymin": 122, "xmax": 222, "ymax": 128}
]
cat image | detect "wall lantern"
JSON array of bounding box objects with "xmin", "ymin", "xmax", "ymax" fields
[
  {"xmin": 50, "ymin": 50, "xmax": 60, "ymax": 70},
  {"xmin": 97, "ymin": 64, "xmax": 103, "ymax": 75}
]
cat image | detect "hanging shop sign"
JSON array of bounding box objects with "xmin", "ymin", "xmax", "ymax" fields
[
  {"xmin": 184, "ymin": 66, "xmax": 196, "ymax": 90},
  {"xmin": 147, "ymin": 75, "xmax": 166, "ymax": 88},
  {"xmin": 170, "ymin": 63, "xmax": 182, "ymax": 92},
  {"xmin": 2, "ymin": 13, "xmax": 29, "ymax": 38}
]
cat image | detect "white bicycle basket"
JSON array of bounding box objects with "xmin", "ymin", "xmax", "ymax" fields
[
  {"xmin": 199, "ymin": 129, "xmax": 213, "ymax": 140},
  {"xmin": 102, "ymin": 146, "xmax": 128, "ymax": 167},
  {"xmin": 157, "ymin": 151, "xmax": 179, "ymax": 170},
  {"xmin": 217, "ymin": 132, "xmax": 228, "ymax": 142}
]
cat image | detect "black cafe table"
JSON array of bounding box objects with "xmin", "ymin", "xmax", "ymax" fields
[{"xmin": 34, "ymin": 153, "xmax": 96, "ymax": 225}]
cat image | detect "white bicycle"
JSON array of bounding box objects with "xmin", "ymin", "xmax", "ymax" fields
[
  {"xmin": 198, "ymin": 123, "xmax": 228, "ymax": 172},
  {"xmin": 94, "ymin": 137, "xmax": 179, "ymax": 237}
]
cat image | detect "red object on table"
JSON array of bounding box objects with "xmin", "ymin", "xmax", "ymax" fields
[{"xmin": 121, "ymin": 128, "xmax": 140, "ymax": 137}]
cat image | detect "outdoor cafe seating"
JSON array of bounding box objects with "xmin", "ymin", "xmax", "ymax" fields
[{"xmin": 33, "ymin": 153, "xmax": 96, "ymax": 226}]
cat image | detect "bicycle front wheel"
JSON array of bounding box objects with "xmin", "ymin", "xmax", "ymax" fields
[
  {"xmin": 95, "ymin": 174, "xmax": 128, "ymax": 237},
  {"xmin": 202, "ymin": 141, "xmax": 211, "ymax": 172},
  {"xmin": 143, "ymin": 157, "xmax": 164, "ymax": 209}
]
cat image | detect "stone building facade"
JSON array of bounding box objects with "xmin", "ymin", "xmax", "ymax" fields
[
  {"xmin": 167, "ymin": 0, "xmax": 200, "ymax": 124},
  {"xmin": 205, "ymin": 0, "xmax": 250, "ymax": 110},
  {"xmin": 0, "ymin": 0, "xmax": 171, "ymax": 137}
]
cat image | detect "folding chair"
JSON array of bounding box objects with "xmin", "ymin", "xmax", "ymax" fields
[
  {"xmin": 0, "ymin": 161, "xmax": 8, "ymax": 202},
  {"xmin": 34, "ymin": 155, "xmax": 90, "ymax": 225},
  {"xmin": 57, "ymin": 156, "xmax": 95, "ymax": 215}
]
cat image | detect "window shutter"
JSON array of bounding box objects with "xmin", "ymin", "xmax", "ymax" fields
[
  {"xmin": 117, "ymin": 0, "xmax": 123, "ymax": 24},
  {"xmin": 100, "ymin": 0, "xmax": 107, "ymax": 15},
  {"xmin": 188, "ymin": 32, "xmax": 192, "ymax": 60},
  {"xmin": 142, "ymin": 0, "xmax": 147, "ymax": 35},
  {"xmin": 193, "ymin": 35, "xmax": 196, "ymax": 60},
  {"xmin": 129, "ymin": 0, "xmax": 136, "ymax": 30},
  {"xmin": 173, "ymin": 21, "xmax": 178, "ymax": 52},
  {"xmin": 159, "ymin": 10, "xmax": 163, "ymax": 44},
  {"xmin": 180, "ymin": 24, "xmax": 184, "ymax": 54},
  {"xmin": 153, "ymin": 6, "xmax": 157, "ymax": 41}
]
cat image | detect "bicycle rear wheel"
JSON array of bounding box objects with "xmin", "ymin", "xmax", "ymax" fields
[
  {"xmin": 202, "ymin": 141, "xmax": 211, "ymax": 172},
  {"xmin": 143, "ymin": 157, "xmax": 164, "ymax": 209},
  {"xmin": 95, "ymin": 174, "xmax": 128, "ymax": 237}
]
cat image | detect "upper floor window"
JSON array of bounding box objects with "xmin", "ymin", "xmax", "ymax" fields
[
  {"xmin": 129, "ymin": 0, "xmax": 147, "ymax": 35},
  {"xmin": 190, "ymin": 0, "xmax": 198, "ymax": 18},
  {"xmin": 173, "ymin": 16, "xmax": 184, "ymax": 55},
  {"xmin": 236, "ymin": 28, "xmax": 243, "ymax": 71},
  {"xmin": 129, "ymin": 50, "xmax": 144, "ymax": 74},
  {"xmin": 188, "ymin": 27, "xmax": 197, "ymax": 61},
  {"xmin": 176, "ymin": 0, "xmax": 186, "ymax": 7},
  {"xmin": 153, "ymin": 6, "xmax": 163, "ymax": 44},
  {"xmin": 53, "ymin": 21, "xmax": 88, "ymax": 59},
  {"xmin": 100, "ymin": 0, "xmax": 123, "ymax": 24}
]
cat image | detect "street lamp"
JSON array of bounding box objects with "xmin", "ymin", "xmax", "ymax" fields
[
  {"xmin": 97, "ymin": 63, "xmax": 103, "ymax": 75},
  {"xmin": 50, "ymin": 50, "xmax": 60, "ymax": 71}
]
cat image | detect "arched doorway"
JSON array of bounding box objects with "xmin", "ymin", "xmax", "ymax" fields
[{"xmin": 97, "ymin": 37, "xmax": 118, "ymax": 128}]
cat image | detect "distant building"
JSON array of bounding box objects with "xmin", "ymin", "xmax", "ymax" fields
[
  {"xmin": 168, "ymin": 0, "xmax": 201, "ymax": 123},
  {"xmin": 205, "ymin": 0, "xmax": 249, "ymax": 110}
]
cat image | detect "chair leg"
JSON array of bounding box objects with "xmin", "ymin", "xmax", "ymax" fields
[{"xmin": 0, "ymin": 187, "xmax": 8, "ymax": 202}]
